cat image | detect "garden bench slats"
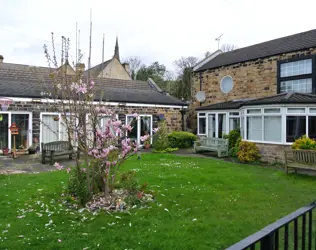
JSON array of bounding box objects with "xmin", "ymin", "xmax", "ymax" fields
[
  {"xmin": 41, "ymin": 141, "xmax": 74, "ymax": 165},
  {"xmin": 193, "ymin": 137, "xmax": 228, "ymax": 157},
  {"xmin": 284, "ymin": 149, "xmax": 316, "ymax": 174}
]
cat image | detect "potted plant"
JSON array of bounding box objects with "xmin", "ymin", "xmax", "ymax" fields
[
  {"xmin": 28, "ymin": 144, "xmax": 37, "ymax": 154},
  {"xmin": 2, "ymin": 148, "xmax": 9, "ymax": 156},
  {"xmin": 140, "ymin": 134, "xmax": 151, "ymax": 149}
]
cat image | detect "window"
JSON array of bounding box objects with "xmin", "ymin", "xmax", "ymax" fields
[
  {"xmin": 288, "ymin": 108, "xmax": 306, "ymax": 113},
  {"xmin": 278, "ymin": 57, "xmax": 314, "ymax": 94},
  {"xmin": 264, "ymin": 116, "xmax": 282, "ymax": 142},
  {"xmin": 229, "ymin": 117, "xmax": 240, "ymax": 131},
  {"xmin": 286, "ymin": 116, "xmax": 306, "ymax": 142},
  {"xmin": 280, "ymin": 59, "xmax": 312, "ymax": 77},
  {"xmin": 198, "ymin": 117, "xmax": 206, "ymax": 135},
  {"xmin": 247, "ymin": 116, "xmax": 262, "ymax": 141},
  {"xmin": 220, "ymin": 76, "xmax": 233, "ymax": 94},
  {"xmin": 280, "ymin": 79, "xmax": 312, "ymax": 93},
  {"xmin": 309, "ymin": 116, "xmax": 316, "ymax": 139},
  {"xmin": 218, "ymin": 114, "xmax": 226, "ymax": 138}
]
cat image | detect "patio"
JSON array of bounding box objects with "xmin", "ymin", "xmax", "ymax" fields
[{"xmin": 0, "ymin": 154, "xmax": 76, "ymax": 174}]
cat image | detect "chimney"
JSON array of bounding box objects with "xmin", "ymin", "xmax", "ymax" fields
[
  {"xmin": 76, "ymin": 63, "xmax": 85, "ymax": 73},
  {"xmin": 122, "ymin": 63, "xmax": 130, "ymax": 76},
  {"xmin": 0, "ymin": 55, "xmax": 3, "ymax": 63}
]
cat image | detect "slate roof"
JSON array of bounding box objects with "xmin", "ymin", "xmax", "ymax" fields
[
  {"xmin": 195, "ymin": 29, "xmax": 316, "ymax": 71},
  {"xmin": 196, "ymin": 93, "xmax": 316, "ymax": 111},
  {"xmin": 83, "ymin": 60, "xmax": 111, "ymax": 77},
  {"xmin": 0, "ymin": 62, "xmax": 185, "ymax": 106},
  {"xmin": 196, "ymin": 99, "xmax": 248, "ymax": 111},
  {"xmin": 243, "ymin": 92, "xmax": 316, "ymax": 106}
]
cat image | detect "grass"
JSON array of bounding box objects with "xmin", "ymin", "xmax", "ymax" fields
[{"xmin": 1, "ymin": 154, "xmax": 316, "ymax": 249}]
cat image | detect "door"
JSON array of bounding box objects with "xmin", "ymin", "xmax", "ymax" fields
[
  {"xmin": 126, "ymin": 115, "xmax": 153, "ymax": 145},
  {"xmin": 11, "ymin": 114, "xmax": 30, "ymax": 150}
]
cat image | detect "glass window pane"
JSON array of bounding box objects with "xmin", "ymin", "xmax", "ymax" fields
[
  {"xmin": 264, "ymin": 108, "xmax": 280, "ymax": 113},
  {"xmin": 127, "ymin": 116, "xmax": 138, "ymax": 141},
  {"xmin": 264, "ymin": 116, "xmax": 282, "ymax": 142},
  {"xmin": 280, "ymin": 59, "xmax": 312, "ymax": 77},
  {"xmin": 240, "ymin": 116, "xmax": 244, "ymax": 139},
  {"xmin": 287, "ymin": 108, "xmax": 306, "ymax": 113},
  {"xmin": 42, "ymin": 114, "xmax": 59, "ymax": 143},
  {"xmin": 0, "ymin": 114, "xmax": 9, "ymax": 148},
  {"xmin": 310, "ymin": 108, "xmax": 316, "ymax": 113},
  {"xmin": 286, "ymin": 116, "xmax": 306, "ymax": 142},
  {"xmin": 207, "ymin": 114, "xmax": 215, "ymax": 138},
  {"xmin": 198, "ymin": 117, "xmax": 206, "ymax": 134},
  {"xmin": 11, "ymin": 114, "xmax": 30, "ymax": 149},
  {"xmin": 309, "ymin": 116, "xmax": 316, "ymax": 139},
  {"xmin": 199, "ymin": 113, "xmax": 206, "ymax": 117},
  {"xmin": 229, "ymin": 117, "xmax": 240, "ymax": 131},
  {"xmin": 218, "ymin": 114, "xmax": 227, "ymax": 138},
  {"xmin": 280, "ymin": 78, "xmax": 312, "ymax": 93},
  {"xmin": 247, "ymin": 109, "xmax": 261, "ymax": 114},
  {"xmin": 247, "ymin": 116, "xmax": 262, "ymax": 141},
  {"xmin": 229, "ymin": 112, "xmax": 239, "ymax": 116}
]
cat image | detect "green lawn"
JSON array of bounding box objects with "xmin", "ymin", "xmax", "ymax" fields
[{"xmin": 1, "ymin": 154, "xmax": 316, "ymax": 250}]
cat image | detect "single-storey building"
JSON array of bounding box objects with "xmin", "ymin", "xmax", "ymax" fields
[
  {"xmin": 0, "ymin": 40, "xmax": 187, "ymax": 153},
  {"xmin": 192, "ymin": 29, "xmax": 316, "ymax": 163}
]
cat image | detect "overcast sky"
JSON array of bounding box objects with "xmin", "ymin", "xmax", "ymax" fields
[{"xmin": 1, "ymin": 0, "xmax": 316, "ymax": 72}]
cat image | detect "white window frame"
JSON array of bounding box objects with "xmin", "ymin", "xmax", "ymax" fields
[
  {"xmin": 197, "ymin": 110, "xmax": 240, "ymax": 137},
  {"xmin": 125, "ymin": 114, "xmax": 153, "ymax": 145},
  {"xmin": 241, "ymin": 105, "xmax": 316, "ymax": 145},
  {"xmin": 0, "ymin": 111, "xmax": 33, "ymax": 150}
]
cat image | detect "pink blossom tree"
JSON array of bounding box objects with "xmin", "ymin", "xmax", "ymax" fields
[{"xmin": 41, "ymin": 33, "xmax": 138, "ymax": 197}]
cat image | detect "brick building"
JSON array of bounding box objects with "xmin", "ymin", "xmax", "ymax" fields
[
  {"xmin": 192, "ymin": 29, "xmax": 316, "ymax": 163},
  {"xmin": 0, "ymin": 40, "xmax": 186, "ymax": 153}
]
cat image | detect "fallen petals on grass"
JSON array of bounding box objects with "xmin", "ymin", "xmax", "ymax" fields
[{"xmin": 164, "ymin": 208, "xmax": 169, "ymax": 212}]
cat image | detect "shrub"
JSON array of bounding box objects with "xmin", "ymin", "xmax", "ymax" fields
[
  {"xmin": 292, "ymin": 135, "xmax": 316, "ymax": 150},
  {"xmin": 153, "ymin": 120, "xmax": 169, "ymax": 151},
  {"xmin": 237, "ymin": 141, "xmax": 261, "ymax": 163},
  {"xmin": 168, "ymin": 131, "xmax": 197, "ymax": 148},
  {"xmin": 68, "ymin": 166, "xmax": 90, "ymax": 205},
  {"xmin": 226, "ymin": 129, "xmax": 241, "ymax": 150},
  {"xmin": 229, "ymin": 136, "xmax": 242, "ymax": 157},
  {"xmin": 120, "ymin": 170, "xmax": 138, "ymax": 194}
]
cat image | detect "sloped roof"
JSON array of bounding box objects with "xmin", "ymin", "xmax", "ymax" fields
[
  {"xmin": 195, "ymin": 29, "xmax": 316, "ymax": 72},
  {"xmin": 243, "ymin": 92, "xmax": 316, "ymax": 106},
  {"xmin": 196, "ymin": 93, "xmax": 316, "ymax": 111},
  {"xmin": 83, "ymin": 60, "xmax": 111, "ymax": 77},
  {"xmin": 0, "ymin": 62, "xmax": 185, "ymax": 106},
  {"xmin": 196, "ymin": 100, "xmax": 246, "ymax": 111}
]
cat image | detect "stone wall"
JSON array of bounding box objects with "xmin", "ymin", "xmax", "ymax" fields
[
  {"xmin": 192, "ymin": 48, "xmax": 316, "ymax": 110},
  {"xmin": 255, "ymin": 143, "xmax": 291, "ymax": 164},
  {"xmin": 7, "ymin": 101, "xmax": 183, "ymax": 143}
]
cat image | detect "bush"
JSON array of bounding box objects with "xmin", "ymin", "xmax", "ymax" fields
[
  {"xmin": 237, "ymin": 141, "xmax": 261, "ymax": 163},
  {"xmin": 229, "ymin": 136, "xmax": 242, "ymax": 157},
  {"xmin": 120, "ymin": 170, "xmax": 138, "ymax": 194},
  {"xmin": 168, "ymin": 131, "xmax": 197, "ymax": 148},
  {"xmin": 292, "ymin": 135, "xmax": 316, "ymax": 150},
  {"xmin": 153, "ymin": 120, "xmax": 169, "ymax": 151},
  {"xmin": 68, "ymin": 166, "xmax": 90, "ymax": 205},
  {"xmin": 226, "ymin": 129, "xmax": 241, "ymax": 150}
]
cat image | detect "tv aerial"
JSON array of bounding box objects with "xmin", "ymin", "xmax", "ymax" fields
[{"xmin": 215, "ymin": 34, "xmax": 223, "ymax": 50}]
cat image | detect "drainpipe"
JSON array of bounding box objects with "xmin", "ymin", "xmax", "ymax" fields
[
  {"xmin": 199, "ymin": 71, "xmax": 202, "ymax": 107},
  {"xmin": 180, "ymin": 106, "xmax": 186, "ymax": 131}
]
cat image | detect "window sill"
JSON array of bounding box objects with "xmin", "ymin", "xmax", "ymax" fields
[{"xmin": 244, "ymin": 140, "xmax": 292, "ymax": 146}]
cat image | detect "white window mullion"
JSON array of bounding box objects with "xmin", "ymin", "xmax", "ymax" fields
[
  {"xmin": 8, "ymin": 112, "xmax": 12, "ymax": 149},
  {"xmin": 306, "ymin": 115, "xmax": 309, "ymax": 138}
]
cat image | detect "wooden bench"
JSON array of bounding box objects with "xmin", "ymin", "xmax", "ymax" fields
[
  {"xmin": 41, "ymin": 141, "xmax": 74, "ymax": 165},
  {"xmin": 284, "ymin": 149, "xmax": 316, "ymax": 174},
  {"xmin": 194, "ymin": 137, "xmax": 229, "ymax": 157}
]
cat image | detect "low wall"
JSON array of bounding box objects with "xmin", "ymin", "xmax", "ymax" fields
[{"xmin": 255, "ymin": 143, "xmax": 291, "ymax": 164}]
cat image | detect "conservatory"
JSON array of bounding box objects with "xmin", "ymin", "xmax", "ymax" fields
[{"xmin": 197, "ymin": 93, "xmax": 316, "ymax": 145}]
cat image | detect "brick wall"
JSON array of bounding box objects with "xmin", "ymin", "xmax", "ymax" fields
[{"xmin": 7, "ymin": 102, "xmax": 183, "ymax": 142}]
